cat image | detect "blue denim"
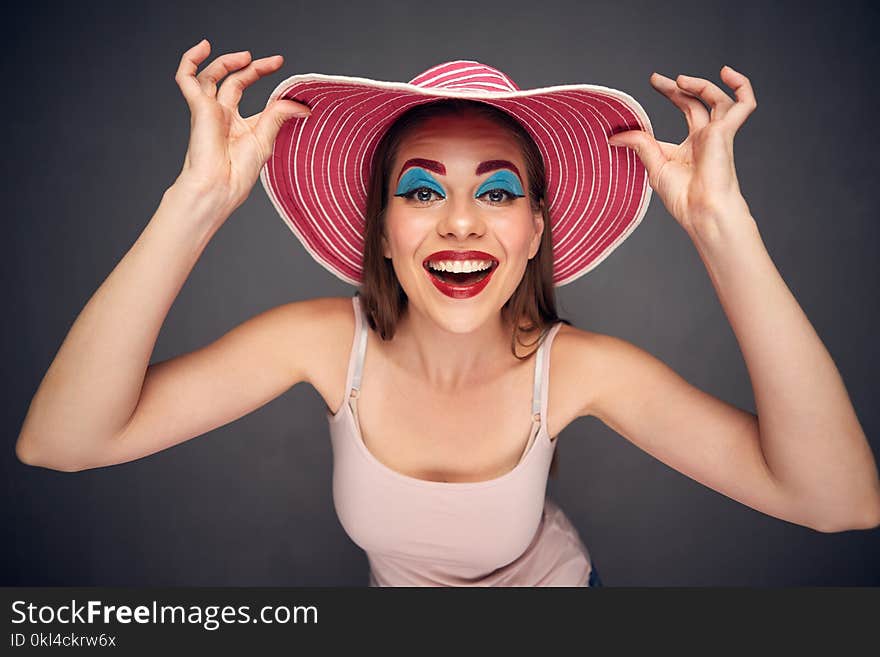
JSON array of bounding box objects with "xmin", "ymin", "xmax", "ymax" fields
[{"xmin": 587, "ymin": 563, "xmax": 603, "ymax": 588}]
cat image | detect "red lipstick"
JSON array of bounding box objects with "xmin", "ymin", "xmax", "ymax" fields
[
  {"xmin": 423, "ymin": 250, "xmax": 498, "ymax": 263},
  {"xmin": 422, "ymin": 250, "xmax": 499, "ymax": 300}
]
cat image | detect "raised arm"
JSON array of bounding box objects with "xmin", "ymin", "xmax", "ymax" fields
[
  {"xmin": 15, "ymin": 39, "xmax": 311, "ymax": 471},
  {"xmin": 597, "ymin": 66, "xmax": 880, "ymax": 532}
]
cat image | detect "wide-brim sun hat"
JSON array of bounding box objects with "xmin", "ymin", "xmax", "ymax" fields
[{"xmin": 259, "ymin": 60, "xmax": 653, "ymax": 287}]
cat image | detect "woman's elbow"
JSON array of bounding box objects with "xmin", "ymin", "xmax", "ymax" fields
[{"xmin": 15, "ymin": 436, "xmax": 81, "ymax": 473}]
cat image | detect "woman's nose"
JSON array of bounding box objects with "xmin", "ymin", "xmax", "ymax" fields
[{"xmin": 437, "ymin": 196, "xmax": 486, "ymax": 239}]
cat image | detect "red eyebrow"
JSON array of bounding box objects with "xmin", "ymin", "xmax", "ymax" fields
[
  {"xmin": 397, "ymin": 158, "xmax": 446, "ymax": 182},
  {"xmin": 475, "ymin": 160, "xmax": 521, "ymax": 178}
]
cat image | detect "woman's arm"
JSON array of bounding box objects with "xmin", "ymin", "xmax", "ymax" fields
[
  {"xmin": 18, "ymin": 175, "xmax": 339, "ymax": 473},
  {"xmin": 696, "ymin": 207, "xmax": 877, "ymax": 530},
  {"xmin": 602, "ymin": 66, "xmax": 880, "ymax": 531},
  {"xmin": 15, "ymin": 39, "xmax": 310, "ymax": 470},
  {"xmin": 15, "ymin": 183, "xmax": 226, "ymax": 470}
]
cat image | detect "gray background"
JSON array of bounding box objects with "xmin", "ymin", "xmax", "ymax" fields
[{"xmin": 4, "ymin": 0, "xmax": 878, "ymax": 586}]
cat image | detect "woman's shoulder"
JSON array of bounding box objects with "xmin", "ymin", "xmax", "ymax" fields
[
  {"xmin": 551, "ymin": 322, "xmax": 621, "ymax": 371},
  {"xmin": 552, "ymin": 320, "xmax": 605, "ymax": 344},
  {"xmin": 547, "ymin": 320, "xmax": 595, "ymax": 352},
  {"xmin": 549, "ymin": 322, "xmax": 668, "ymax": 422},
  {"xmin": 284, "ymin": 296, "xmax": 357, "ymax": 413},
  {"xmin": 253, "ymin": 295, "xmax": 355, "ymax": 392},
  {"xmin": 543, "ymin": 322, "xmax": 614, "ymax": 422},
  {"xmin": 294, "ymin": 295, "xmax": 358, "ymax": 361},
  {"xmin": 275, "ymin": 295, "xmax": 355, "ymax": 341}
]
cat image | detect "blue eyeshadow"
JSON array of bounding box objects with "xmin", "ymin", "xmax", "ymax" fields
[
  {"xmin": 394, "ymin": 167, "xmax": 445, "ymax": 197},
  {"xmin": 475, "ymin": 170, "xmax": 525, "ymax": 197}
]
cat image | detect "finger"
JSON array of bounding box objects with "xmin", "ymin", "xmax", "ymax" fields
[
  {"xmin": 244, "ymin": 94, "xmax": 312, "ymax": 129},
  {"xmin": 656, "ymin": 139, "xmax": 680, "ymax": 159},
  {"xmin": 650, "ymin": 72, "xmax": 709, "ymax": 134},
  {"xmin": 607, "ymin": 129, "xmax": 666, "ymax": 187},
  {"xmin": 252, "ymin": 100, "xmax": 313, "ymax": 164},
  {"xmin": 174, "ymin": 39, "xmax": 212, "ymax": 108},
  {"xmin": 674, "ymin": 73, "xmax": 736, "ymax": 120},
  {"xmin": 217, "ymin": 54, "xmax": 284, "ymax": 109},
  {"xmin": 718, "ymin": 65, "xmax": 757, "ymax": 131},
  {"xmin": 196, "ymin": 50, "xmax": 253, "ymax": 99}
]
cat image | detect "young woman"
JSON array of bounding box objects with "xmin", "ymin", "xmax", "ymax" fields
[{"xmin": 15, "ymin": 40, "xmax": 880, "ymax": 587}]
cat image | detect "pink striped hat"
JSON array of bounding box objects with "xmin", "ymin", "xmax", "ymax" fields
[{"xmin": 259, "ymin": 60, "xmax": 653, "ymax": 287}]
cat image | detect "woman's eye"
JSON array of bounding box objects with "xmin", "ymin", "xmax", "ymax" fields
[
  {"xmin": 480, "ymin": 189, "xmax": 515, "ymax": 204},
  {"xmin": 403, "ymin": 187, "xmax": 443, "ymax": 203},
  {"xmin": 400, "ymin": 187, "xmax": 516, "ymax": 204}
]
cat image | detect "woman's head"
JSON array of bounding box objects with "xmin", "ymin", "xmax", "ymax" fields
[{"xmin": 359, "ymin": 99, "xmax": 570, "ymax": 359}]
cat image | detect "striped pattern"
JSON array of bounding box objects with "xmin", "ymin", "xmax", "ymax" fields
[{"xmin": 259, "ymin": 60, "xmax": 653, "ymax": 287}]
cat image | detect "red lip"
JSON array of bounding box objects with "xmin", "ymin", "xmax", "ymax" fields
[
  {"xmin": 423, "ymin": 264, "xmax": 497, "ymax": 299},
  {"xmin": 422, "ymin": 250, "xmax": 499, "ymax": 300},
  {"xmin": 423, "ymin": 250, "xmax": 498, "ymax": 265}
]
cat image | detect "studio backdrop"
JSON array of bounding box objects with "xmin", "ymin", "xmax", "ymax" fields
[{"xmin": 4, "ymin": 0, "xmax": 879, "ymax": 586}]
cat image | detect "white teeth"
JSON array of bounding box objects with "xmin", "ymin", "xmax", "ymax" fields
[{"xmin": 427, "ymin": 259, "xmax": 494, "ymax": 273}]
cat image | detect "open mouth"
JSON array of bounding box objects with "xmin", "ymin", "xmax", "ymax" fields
[{"xmin": 423, "ymin": 261, "xmax": 498, "ymax": 286}]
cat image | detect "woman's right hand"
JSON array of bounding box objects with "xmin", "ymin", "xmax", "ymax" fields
[{"xmin": 172, "ymin": 39, "xmax": 311, "ymax": 215}]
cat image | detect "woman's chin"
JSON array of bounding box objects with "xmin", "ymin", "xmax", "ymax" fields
[
  {"xmin": 435, "ymin": 316, "xmax": 488, "ymax": 334},
  {"xmin": 426, "ymin": 301, "xmax": 503, "ymax": 334},
  {"xmin": 401, "ymin": 274, "xmax": 512, "ymax": 333}
]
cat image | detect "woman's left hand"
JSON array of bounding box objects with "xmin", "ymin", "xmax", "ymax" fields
[{"xmin": 608, "ymin": 66, "xmax": 757, "ymax": 239}]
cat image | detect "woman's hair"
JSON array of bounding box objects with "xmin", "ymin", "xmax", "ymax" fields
[{"xmin": 357, "ymin": 98, "xmax": 573, "ymax": 477}]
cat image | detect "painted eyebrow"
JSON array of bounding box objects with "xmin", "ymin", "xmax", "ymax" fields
[
  {"xmin": 395, "ymin": 158, "xmax": 522, "ymax": 183},
  {"xmin": 475, "ymin": 160, "xmax": 522, "ymax": 179},
  {"xmin": 396, "ymin": 158, "xmax": 446, "ymax": 183}
]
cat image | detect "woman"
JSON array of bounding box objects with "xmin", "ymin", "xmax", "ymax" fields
[{"xmin": 15, "ymin": 40, "xmax": 880, "ymax": 587}]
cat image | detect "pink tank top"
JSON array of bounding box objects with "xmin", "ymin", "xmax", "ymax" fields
[{"xmin": 326, "ymin": 294, "xmax": 593, "ymax": 586}]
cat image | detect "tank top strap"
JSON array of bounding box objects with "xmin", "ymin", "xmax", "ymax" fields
[
  {"xmin": 349, "ymin": 295, "xmax": 563, "ymax": 422},
  {"xmin": 349, "ymin": 293, "xmax": 369, "ymax": 397},
  {"xmin": 531, "ymin": 321, "xmax": 565, "ymax": 424}
]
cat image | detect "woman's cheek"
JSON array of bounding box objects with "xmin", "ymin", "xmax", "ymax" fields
[
  {"xmin": 499, "ymin": 220, "xmax": 536, "ymax": 263},
  {"xmin": 396, "ymin": 221, "xmax": 428, "ymax": 262},
  {"xmin": 385, "ymin": 215, "xmax": 426, "ymax": 280}
]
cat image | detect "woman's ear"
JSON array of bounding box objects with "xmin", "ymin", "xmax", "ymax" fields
[
  {"xmin": 528, "ymin": 208, "xmax": 544, "ymax": 260},
  {"xmin": 378, "ymin": 210, "xmax": 392, "ymax": 259}
]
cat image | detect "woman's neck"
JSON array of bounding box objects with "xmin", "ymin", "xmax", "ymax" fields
[{"xmin": 390, "ymin": 304, "xmax": 519, "ymax": 393}]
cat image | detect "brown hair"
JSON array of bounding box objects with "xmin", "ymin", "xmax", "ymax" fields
[{"xmin": 357, "ymin": 98, "xmax": 572, "ymax": 476}]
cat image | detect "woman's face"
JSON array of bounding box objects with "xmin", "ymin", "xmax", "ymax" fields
[{"xmin": 381, "ymin": 113, "xmax": 544, "ymax": 333}]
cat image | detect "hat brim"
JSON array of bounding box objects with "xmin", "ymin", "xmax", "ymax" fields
[{"xmin": 259, "ymin": 71, "xmax": 653, "ymax": 287}]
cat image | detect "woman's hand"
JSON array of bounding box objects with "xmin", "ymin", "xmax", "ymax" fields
[
  {"xmin": 172, "ymin": 39, "xmax": 311, "ymax": 215},
  {"xmin": 608, "ymin": 66, "xmax": 757, "ymax": 240}
]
